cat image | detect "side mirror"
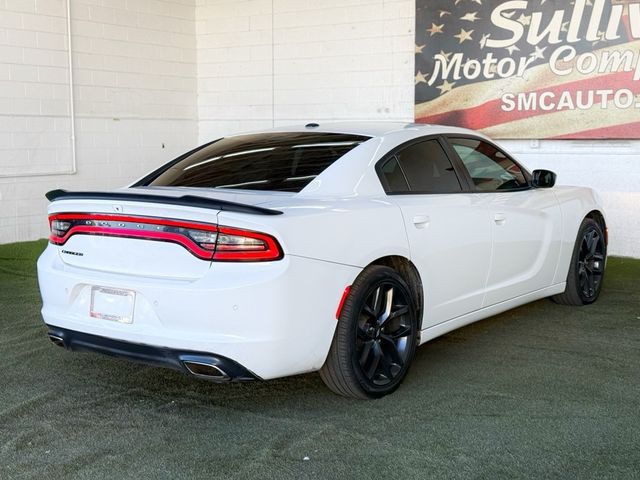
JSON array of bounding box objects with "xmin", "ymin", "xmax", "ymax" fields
[{"xmin": 532, "ymin": 169, "xmax": 557, "ymax": 189}]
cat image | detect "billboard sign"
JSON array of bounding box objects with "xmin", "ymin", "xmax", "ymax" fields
[{"xmin": 415, "ymin": 0, "xmax": 640, "ymax": 138}]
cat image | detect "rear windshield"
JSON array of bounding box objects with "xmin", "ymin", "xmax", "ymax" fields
[{"xmin": 139, "ymin": 132, "xmax": 370, "ymax": 192}]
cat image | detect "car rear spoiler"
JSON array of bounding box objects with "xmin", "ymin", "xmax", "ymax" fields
[{"xmin": 45, "ymin": 189, "xmax": 283, "ymax": 216}]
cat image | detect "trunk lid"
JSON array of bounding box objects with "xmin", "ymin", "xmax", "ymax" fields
[
  {"xmin": 47, "ymin": 187, "xmax": 289, "ymax": 279},
  {"xmin": 49, "ymin": 194, "xmax": 220, "ymax": 280}
]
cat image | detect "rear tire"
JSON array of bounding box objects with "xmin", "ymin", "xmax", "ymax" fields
[
  {"xmin": 552, "ymin": 217, "xmax": 606, "ymax": 306},
  {"xmin": 320, "ymin": 266, "xmax": 418, "ymax": 399}
]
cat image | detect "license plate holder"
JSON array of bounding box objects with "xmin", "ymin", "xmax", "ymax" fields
[{"xmin": 90, "ymin": 286, "xmax": 135, "ymax": 324}]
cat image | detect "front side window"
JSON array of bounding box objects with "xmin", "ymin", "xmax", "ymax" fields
[
  {"xmin": 141, "ymin": 132, "xmax": 370, "ymax": 192},
  {"xmin": 448, "ymin": 137, "xmax": 529, "ymax": 192},
  {"xmin": 380, "ymin": 139, "xmax": 462, "ymax": 194}
]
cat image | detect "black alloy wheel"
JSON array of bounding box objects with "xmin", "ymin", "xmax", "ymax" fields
[
  {"xmin": 576, "ymin": 225, "xmax": 606, "ymax": 301},
  {"xmin": 552, "ymin": 217, "xmax": 607, "ymax": 306},
  {"xmin": 320, "ymin": 265, "xmax": 419, "ymax": 399},
  {"xmin": 356, "ymin": 282, "xmax": 413, "ymax": 386}
]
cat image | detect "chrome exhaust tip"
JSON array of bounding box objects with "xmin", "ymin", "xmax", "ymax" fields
[
  {"xmin": 182, "ymin": 358, "xmax": 230, "ymax": 381},
  {"xmin": 48, "ymin": 334, "xmax": 65, "ymax": 348}
]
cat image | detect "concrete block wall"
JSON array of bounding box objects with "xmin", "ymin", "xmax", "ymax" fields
[
  {"xmin": 0, "ymin": 0, "xmax": 198, "ymax": 243},
  {"xmin": 196, "ymin": 0, "xmax": 415, "ymax": 141}
]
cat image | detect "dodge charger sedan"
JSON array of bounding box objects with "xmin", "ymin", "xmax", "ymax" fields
[{"xmin": 38, "ymin": 122, "xmax": 607, "ymax": 398}]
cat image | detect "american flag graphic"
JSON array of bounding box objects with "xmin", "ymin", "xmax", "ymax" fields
[{"xmin": 415, "ymin": 0, "xmax": 640, "ymax": 139}]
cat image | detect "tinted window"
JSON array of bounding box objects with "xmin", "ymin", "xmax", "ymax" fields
[
  {"xmin": 381, "ymin": 139, "xmax": 462, "ymax": 193},
  {"xmin": 380, "ymin": 157, "xmax": 409, "ymax": 192},
  {"xmin": 143, "ymin": 133, "xmax": 369, "ymax": 192},
  {"xmin": 449, "ymin": 138, "xmax": 528, "ymax": 192}
]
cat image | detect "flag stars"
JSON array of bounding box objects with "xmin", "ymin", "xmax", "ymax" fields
[
  {"xmin": 415, "ymin": 70, "xmax": 428, "ymax": 85},
  {"xmin": 437, "ymin": 80, "xmax": 456, "ymax": 95},
  {"xmin": 517, "ymin": 13, "xmax": 531, "ymax": 25},
  {"xmin": 454, "ymin": 28, "xmax": 474, "ymax": 44},
  {"xmin": 461, "ymin": 12, "xmax": 480, "ymax": 22},
  {"xmin": 415, "ymin": 44, "xmax": 426, "ymax": 54},
  {"xmin": 438, "ymin": 10, "xmax": 451, "ymax": 18},
  {"xmin": 426, "ymin": 23, "xmax": 444, "ymax": 36},
  {"xmin": 530, "ymin": 45, "xmax": 547, "ymax": 60}
]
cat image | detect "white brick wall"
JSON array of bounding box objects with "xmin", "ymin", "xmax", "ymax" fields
[
  {"xmin": 0, "ymin": 0, "xmax": 72, "ymax": 179},
  {"xmin": 196, "ymin": 0, "xmax": 415, "ymax": 141},
  {"xmin": 0, "ymin": 0, "xmax": 198, "ymax": 243},
  {"xmin": 1, "ymin": 0, "xmax": 639, "ymax": 257}
]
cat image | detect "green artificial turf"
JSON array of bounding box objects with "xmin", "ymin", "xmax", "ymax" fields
[{"xmin": 0, "ymin": 240, "xmax": 639, "ymax": 479}]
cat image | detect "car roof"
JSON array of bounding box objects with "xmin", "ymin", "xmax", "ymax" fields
[{"xmin": 237, "ymin": 121, "xmax": 488, "ymax": 140}]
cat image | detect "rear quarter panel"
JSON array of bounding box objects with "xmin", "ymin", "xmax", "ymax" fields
[{"xmin": 217, "ymin": 197, "xmax": 409, "ymax": 270}]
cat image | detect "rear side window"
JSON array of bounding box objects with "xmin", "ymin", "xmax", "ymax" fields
[
  {"xmin": 380, "ymin": 139, "xmax": 462, "ymax": 194},
  {"xmin": 141, "ymin": 132, "xmax": 370, "ymax": 192},
  {"xmin": 380, "ymin": 157, "xmax": 410, "ymax": 193}
]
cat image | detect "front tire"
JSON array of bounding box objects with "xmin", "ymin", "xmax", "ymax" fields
[
  {"xmin": 552, "ymin": 217, "xmax": 606, "ymax": 306},
  {"xmin": 320, "ymin": 266, "xmax": 419, "ymax": 399}
]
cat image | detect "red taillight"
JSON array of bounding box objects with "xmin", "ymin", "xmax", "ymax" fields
[
  {"xmin": 213, "ymin": 226, "xmax": 283, "ymax": 261},
  {"xmin": 48, "ymin": 213, "xmax": 283, "ymax": 262}
]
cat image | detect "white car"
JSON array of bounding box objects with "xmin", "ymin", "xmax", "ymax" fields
[{"xmin": 38, "ymin": 122, "xmax": 607, "ymax": 398}]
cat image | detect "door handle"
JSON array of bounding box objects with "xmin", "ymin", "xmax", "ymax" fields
[
  {"xmin": 413, "ymin": 215, "xmax": 430, "ymax": 229},
  {"xmin": 494, "ymin": 213, "xmax": 506, "ymax": 225}
]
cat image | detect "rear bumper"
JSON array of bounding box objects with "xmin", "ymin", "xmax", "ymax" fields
[
  {"xmin": 38, "ymin": 243, "xmax": 361, "ymax": 380},
  {"xmin": 47, "ymin": 325, "xmax": 257, "ymax": 381}
]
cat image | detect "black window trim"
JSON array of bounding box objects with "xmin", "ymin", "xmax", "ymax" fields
[
  {"xmin": 442, "ymin": 134, "xmax": 533, "ymax": 193},
  {"xmin": 375, "ymin": 135, "xmax": 474, "ymax": 195}
]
